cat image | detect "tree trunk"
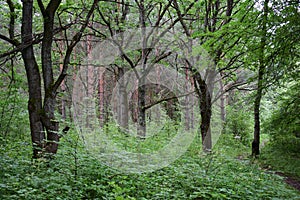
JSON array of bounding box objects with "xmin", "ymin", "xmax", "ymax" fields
[
  {"xmin": 40, "ymin": 1, "xmax": 61, "ymax": 155},
  {"xmin": 18, "ymin": 0, "xmax": 98, "ymax": 158},
  {"xmin": 199, "ymin": 82, "xmax": 212, "ymax": 151},
  {"xmin": 21, "ymin": 0, "xmax": 45, "ymax": 158},
  {"xmin": 116, "ymin": 67, "xmax": 129, "ymax": 130},
  {"xmin": 219, "ymin": 77, "xmax": 226, "ymax": 122},
  {"xmin": 137, "ymin": 0, "xmax": 147, "ymax": 138},
  {"xmin": 59, "ymin": 38, "xmax": 66, "ymax": 120},
  {"xmin": 87, "ymin": 35, "xmax": 95, "ymax": 129},
  {"xmin": 193, "ymin": 70, "xmax": 212, "ymax": 151},
  {"xmin": 98, "ymin": 68, "xmax": 105, "ymax": 127},
  {"xmin": 137, "ymin": 80, "xmax": 146, "ymax": 138},
  {"xmin": 185, "ymin": 68, "xmax": 191, "ymax": 130},
  {"xmin": 252, "ymin": 0, "xmax": 269, "ymax": 157}
]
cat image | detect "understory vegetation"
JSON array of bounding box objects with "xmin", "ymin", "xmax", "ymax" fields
[
  {"xmin": 1, "ymin": 0, "xmax": 299, "ymax": 199},
  {"xmin": 1, "ymin": 129, "xmax": 299, "ymax": 199}
]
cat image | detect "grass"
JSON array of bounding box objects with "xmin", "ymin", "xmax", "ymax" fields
[{"xmin": 1, "ymin": 130, "xmax": 300, "ymax": 199}]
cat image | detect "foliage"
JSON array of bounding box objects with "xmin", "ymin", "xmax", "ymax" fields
[
  {"xmin": 223, "ymin": 92, "xmax": 253, "ymax": 146},
  {"xmin": 263, "ymin": 82, "xmax": 300, "ymax": 140},
  {"xmin": 260, "ymin": 81, "xmax": 300, "ymax": 178},
  {"xmin": 0, "ymin": 0, "xmax": 299, "ymax": 199},
  {"xmin": 1, "ymin": 131, "xmax": 299, "ymax": 199},
  {"xmin": 0, "ymin": 68, "xmax": 29, "ymax": 139},
  {"xmin": 260, "ymin": 137, "xmax": 300, "ymax": 179}
]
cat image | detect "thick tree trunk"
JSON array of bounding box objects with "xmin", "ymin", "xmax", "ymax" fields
[
  {"xmin": 19, "ymin": 0, "xmax": 98, "ymax": 157},
  {"xmin": 252, "ymin": 97, "xmax": 261, "ymax": 156},
  {"xmin": 21, "ymin": 0, "xmax": 45, "ymax": 158},
  {"xmin": 199, "ymin": 83, "xmax": 212, "ymax": 151},
  {"xmin": 40, "ymin": 1, "xmax": 61, "ymax": 155},
  {"xmin": 193, "ymin": 70, "xmax": 212, "ymax": 151}
]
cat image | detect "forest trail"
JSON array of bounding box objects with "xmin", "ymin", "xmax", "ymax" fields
[
  {"xmin": 259, "ymin": 141, "xmax": 300, "ymax": 192},
  {"xmin": 275, "ymin": 172, "xmax": 300, "ymax": 192},
  {"xmin": 236, "ymin": 141, "xmax": 300, "ymax": 192}
]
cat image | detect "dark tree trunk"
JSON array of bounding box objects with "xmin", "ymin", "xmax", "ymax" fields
[
  {"xmin": 252, "ymin": 0, "xmax": 269, "ymax": 157},
  {"xmin": 40, "ymin": 0, "xmax": 61, "ymax": 155},
  {"xmin": 253, "ymin": 81, "xmax": 263, "ymax": 156},
  {"xmin": 137, "ymin": 80, "xmax": 146, "ymax": 138},
  {"xmin": 137, "ymin": 0, "xmax": 147, "ymax": 138},
  {"xmin": 19, "ymin": 0, "xmax": 98, "ymax": 158},
  {"xmin": 21, "ymin": 0, "xmax": 45, "ymax": 158},
  {"xmin": 199, "ymin": 81, "xmax": 212, "ymax": 151},
  {"xmin": 192, "ymin": 70, "xmax": 212, "ymax": 151}
]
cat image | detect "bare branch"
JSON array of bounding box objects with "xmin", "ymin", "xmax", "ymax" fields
[
  {"xmin": 53, "ymin": 0, "xmax": 99, "ymax": 93},
  {"xmin": 37, "ymin": 0, "xmax": 46, "ymax": 15},
  {"xmin": 7, "ymin": 0, "xmax": 15, "ymax": 40},
  {"xmin": 0, "ymin": 23, "xmax": 74, "ymax": 59},
  {"xmin": 0, "ymin": 34, "xmax": 19, "ymax": 46},
  {"xmin": 144, "ymin": 90, "xmax": 195, "ymax": 110}
]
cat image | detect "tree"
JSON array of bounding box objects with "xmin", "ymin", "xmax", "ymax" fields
[
  {"xmin": 92, "ymin": 0, "xmax": 196, "ymax": 138},
  {"xmin": 252, "ymin": 0, "xmax": 269, "ymax": 157},
  {"xmin": 250, "ymin": 0, "xmax": 300, "ymax": 156},
  {"xmin": 173, "ymin": 0, "xmax": 248, "ymax": 151},
  {"xmin": 0, "ymin": 0, "xmax": 99, "ymax": 158}
]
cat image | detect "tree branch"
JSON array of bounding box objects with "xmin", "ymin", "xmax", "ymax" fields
[
  {"xmin": 144, "ymin": 90, "xmax": 195, "ymax": 110},
  {"xmin": 0, "ymin": 34, "xmax": 19, "ymax": 46},
  {"xmin": 0, "ymin": 23, "xmax": 74, "ymax": 59},
  {"xmin": 37, "ymin": 0, "xmax": 46, "ymax": 16},
  {"xmin": 7, "ymin": 0, "xmax": 15, "ymax": 40},
  {"xmin": 53, "ymin": 0, "xmax": 99, "ymax": 93}
]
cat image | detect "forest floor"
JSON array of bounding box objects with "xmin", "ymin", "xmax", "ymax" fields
[
  {"xmin": 1, "ymin": 133, "xmax": 299, "ymax": 199},
  {"xmin": 259, "ymin": 135, "xmax": 300, "ymax": 192},
  {"xmin": 275, "ymin": 172, "xmax": 300, "ymax": 191}
]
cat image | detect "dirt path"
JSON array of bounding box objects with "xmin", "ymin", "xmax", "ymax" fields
[
  {"xmin": 259, "ymin": 140, "xmax": 300, "ymax": 192},
  {"xmin": 275, "ymin": 172, "xmax": 300, "ymax": 192}
]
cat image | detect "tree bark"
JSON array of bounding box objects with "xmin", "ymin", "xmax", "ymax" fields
[
  {"xmin": 219, "ymin": 77, "xmax": 226, "ymax": 122},
  {"xmin": 98, "ymin": 69, "xmax": 105, "ymax": 127},
  {"xmin": 192, "ymin": 69, "xmax": 212, "ymax": 151},
  {"xmin": 21, "ymin": 0, "xmax": 45, "ymax": 158},
  {"xmin": 117, "ymin": 67, "xmax": 129, "ymax": 130},
  {"xmin": 252, "ymin": 0, "xmax": 269, "ymax": 157},
  {"xmin": 40, "ymin": 0, "xmax": 62, "ymax": 155},
  {"xmin": 19, "ymin": 0, "xmax": 99, "ymax": 157},
  {"xmin": 137, "ymin": 0, "xmax": 147, "ymax": 138},
  {"xmin": 185, "ymin": 67, "xmax": 191, "ymax": 130}
]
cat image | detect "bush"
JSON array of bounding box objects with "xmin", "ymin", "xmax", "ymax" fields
[
  {"xmin": 263, "ymin": 82, "xmax": 300, "ymax": 140},
  {"xmin": 223, "ymin": 105, "xmax": 253, "ymax": 145}
]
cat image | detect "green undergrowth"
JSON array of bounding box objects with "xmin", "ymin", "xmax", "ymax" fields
[
  {"xmin": 1, "ymin": 132, "xmax": 299, "ymax": 200},
  {"xmin": 259, "ymin": 135, "xmax": 300, "ymax": 179}
]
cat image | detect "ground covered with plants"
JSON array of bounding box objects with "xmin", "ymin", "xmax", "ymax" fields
[
  {"xmin": 1, "ymin": 0, "xmax": 299, "ymax": 199},
  {"xmin": 1, "ymin": 132, "xmax": 299, "ymax": 200}
]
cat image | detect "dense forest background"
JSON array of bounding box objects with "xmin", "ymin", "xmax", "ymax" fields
[{"xmin": 0, "ymin": 0, "xmax": 299, "ymax": 199}]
